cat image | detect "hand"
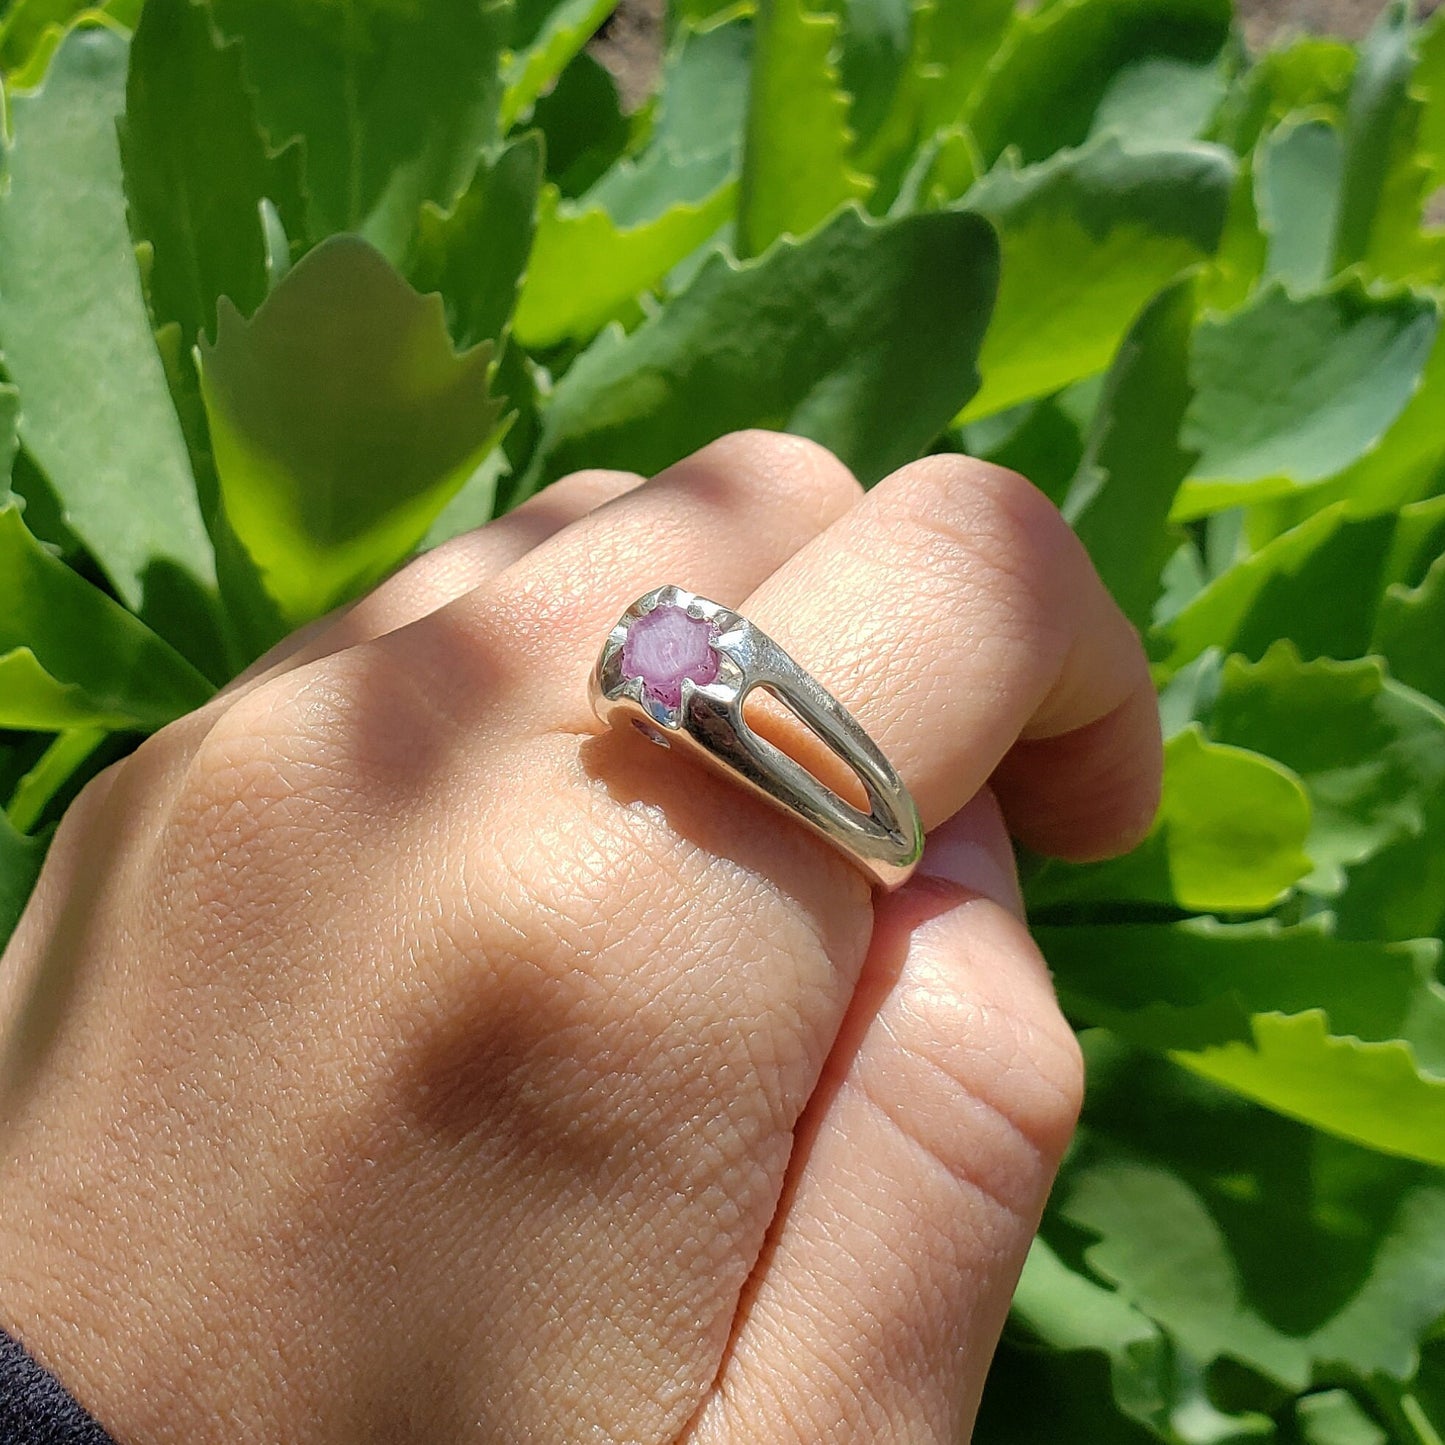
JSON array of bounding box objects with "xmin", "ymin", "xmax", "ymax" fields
[{"xmin": 0, "ymin": 431, "xmax": 1160, "ymax": 1444}]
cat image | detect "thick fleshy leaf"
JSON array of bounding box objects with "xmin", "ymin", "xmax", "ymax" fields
[
  {"xmin": 5, "ymin": 728, "xmax": 108, "ymax": 834},
  {"xmin": 515, "ymin": 185, "xmax": 736, "ymax": 345},
  {"xmin": 1331, "ymin": 2, "xmax": 1445, "ymax": 286},
  {"xmin": 964, "ymin": 0, "xmax": 1233, "ymax": 168},
  {"xmin": 119, "ymin": 0, "xmax": 304, "ymax": 353},
  {"xmin": 1194, "ymin": 647, "xmax": 1445, "ymax": 896},
  {"xmin": 839, "ymin": 0, "xmax": 1013, "ymax": 201},
  {"xmin": 958, "ymin": 137, "xmax": 1233, "ymax": 423},
  {"xmin": 521, "ymin": 205, "xmax": 998, "ymax": 494},
  {"xmin": 1374, "ymin": 551, "xmax": 1445, "ymax": 706},
  {"xmin": 514, "ymin": 18, "xmax": 749, "ymax": 345},
  {"xmin": 1215, "ymin": 35, "xmax": 1356, "ymax": 156},
  {"xmin": 1005, "ymin": 1236, "xmax": 1273, "ymax": 1445},
  {"xmin": 0, "ymin": 0, "xmax": 138, "ymax": 77},
  {"xmin": 0, "ymin": 809, "xmax": 47, "ymax": 948},
  {"xmin": 209, "ymin": 0, "xmax": 509, "ymax": 259},
  {"xmin": 199, "ymin": 237, "xmax": 506, "ymax": 628},
  {"xmin": 529, "ymin": 49, "xmax": 630, "ymax": 198},
  {"xmin": 501, "ymin": 0, "xmax": 618, "ymax": 130},
  {"xmin": 1027, "ymin": 726, "xmax": 1312, "ymax": 913},
  {"xmin": 1296, "ymin": 1392, "xmax": 1387, "ymax": 1445},
  {"xmin": 1044, "ymin": 918, "xmax": 1445, "ymax": 1165},
  {"xmin": 1255, "ymin": 114, "xmax": 1343, "ymax": 291},
  {"xmin": 1287, "ymin": 324, "xmax": 1445, "ymax": 523},
  {"xmin": 1049, "ymin": 918, "xmax": 1445, "ymax": 1069},
  {"xmin": 1059, "ymin": 1041, "xmax": 1445, "ymax": 1389},
  {"xmin": 1174, "ymin": 279, "xmax": 1439, "ymax": 519},
  {"xmin": 1063, "ymin": 277, "xmax": 1196, "ymax": 629},
  {"xmin": 604, "ymin": 16, "xmax": 752, "ymax": 212},
  {"xmin": 0, "ymin": 503, "xmax": 213, "ymax": 730},
  {"xmin": 820, "ymin": 0, "xmax": 910, "ymax": 158},
  {"xmin": 407, "ymin": 133, "xmax": 543, "ymax": 350},
  {"xmin": 1334, "ymin": 1, "xmax": 1416, "ymax": 271},
  {"xmin": 0, "ymin": 26, "xmax": 220, "ymax": 649},
  {"xmin": 0, "ymin": 386, "xmax": 19, "ymax": 494},
  {"xmin": 738, "ymin": 0, "xmax": 872, "ymax": 257},
  {"xmin": 1154, "ymin": 506, "xmax": 1401, "ymax": 672}
]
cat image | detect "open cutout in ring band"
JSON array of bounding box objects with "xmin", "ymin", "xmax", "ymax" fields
[{"xmin": 589, "ymin": 585, "xmax": 924, "ymax": 890}]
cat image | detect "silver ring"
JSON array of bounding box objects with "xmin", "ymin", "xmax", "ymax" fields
[{"xmin": 589, "ymin": 585, "xmax": 924, "ymax": 889}]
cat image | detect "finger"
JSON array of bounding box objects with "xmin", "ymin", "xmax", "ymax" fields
[
  {"xmin": 689, "ymin": 793, "xmax": 1080, "ymax": 1444},
  {"xmin": 366, "ymin": 431, "xmax": 865, "ymax": 727},
  {"xmin": 735, "ymin": 454, "xmax": 1161, "ymax": 861},
  {"xmin": 222, "ymin": 467, "xmax": 646, "ymax": 695}
]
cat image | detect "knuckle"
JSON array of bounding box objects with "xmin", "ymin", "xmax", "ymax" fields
[
  {"xmin": 703, "ymin": 429, "xmax": 863, "ymax": 513},
  {"xmin": 170, "ymin": 668, "xmax": 377, "ymax": 865},
  {"xmin": 883, "ymin": 454, "xmax": 1080, "ymax": 665}
]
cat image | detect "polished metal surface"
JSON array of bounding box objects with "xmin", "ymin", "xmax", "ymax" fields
[{"xmin": 590, "ymin": 585, "xmax": 924, "ymax": 890}]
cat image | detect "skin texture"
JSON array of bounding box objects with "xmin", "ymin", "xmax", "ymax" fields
[{"xmin": 0, "ymin": 432, "xmax": 1161, "ymax": 1444}]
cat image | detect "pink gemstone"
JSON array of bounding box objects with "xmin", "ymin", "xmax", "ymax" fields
[{"xmin": 620, "ymin": 603, "xmax": 719, "ymax": 710}]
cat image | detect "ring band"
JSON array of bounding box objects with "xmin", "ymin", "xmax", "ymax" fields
[{"xmin": 589, "ymin": 585, "xmax": 924, "ymax": 889}]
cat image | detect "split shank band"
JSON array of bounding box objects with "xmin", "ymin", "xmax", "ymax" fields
[{"xmin": 590, "ymin": 585, "xmax": 924, "ymax": 890}]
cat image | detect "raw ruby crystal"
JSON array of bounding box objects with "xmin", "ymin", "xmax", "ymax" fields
[{"xmin": 620, "ymin": 603, "xmax": 719, "ymax": 710}]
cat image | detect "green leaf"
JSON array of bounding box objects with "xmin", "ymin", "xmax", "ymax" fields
[
  {"xmin": 0, "ymin": 503, "xmax": 214, "ymax": 730},
  {"xmin": 1152, "ymin": 506, "xmax": 1399, "ymax": 673},
  {"xmin": 1057, "ymin": 1038, "xmax": 1445, "ymax": 1386},
  {"xmin": 1214, "ymin": 35, "xmax": 1355, "ymax": 156},
  {"xmin": 907, "ymin": 0, "xmax": 1014, "ymax": 140},
  {"xmin": 0, "ymin": 0, "xmax": 136, "ymax": 75},
  {"xmin": 1374, "ymin": 550, "xmax": 1445, "ymax": 706},
  {"xmin": 1174, "ymin": 280, "xmax": 1439, "ymax": 520},
  {"xmin": 1255, "ymin": 115, "xmax": 1343, "ymax": 291},
  {"xmin": 501, "ymin": 0, "xmax": 618, "ymax": 131},
  {"xmin": 1029, "ymin": 726, "xmax": 1313, "ymax": 913},
  {"xmin": 1007, "ymin": 1236, "xmax": 1274, "ymax": 1445},
  {"xmin": 1063, "ymin": 276, "xmax": 1197, "ymax": 630},
  {"xmin": 958, "ymin": 136, "xmax": 1233, "ymax": 423},
  {"xmin": 1049, "ymin": 918, "xmax": 1445, "ymax": 1070},
  {"xmin": 839, "ymin": 0, "xmax": 1015, "ymax": 214},
  {"xmin": 529, "ymin": 49, "xmax": 630, "ymax": 198},
  {"xmin": 1185, "ymin": 1012, "xmax": 1445, "ymax": 1171},
  {"xmin": 1296, "ymin": 1390, "xmax": 1387, "ymax": 1445},
  {"xmin": 6, "ymin": 727, "xmax": 107, "ymax": 834},
  {"xmin": 0, "ymin": 26, "xmax": 221, "ymax": 647},
  {"xmin": 1283, "ymin": 323, "xmax": 1445, "ymax": 524},
  {"xmin": 513, "ymin": 18, "xmax": 750, "ymax": 345},
  {"xmin": 0, "ymin": 807, "xmax": 47, "ymax": 947},
  {"xmin": 1196, "ymin": 647, "xmax": 1445, "ymax": 897},
  {"xmin": 209, "ymin": 0, "xmax": 510, "ymax": 260},
  {"xmin": 738, "ymin": 0, "xmax": 872, "ymax": 258},
  {"xmin": 515, "ymin": 183, "xmax": 736, "ymax": 345},
  {"xmin": 199, "ymin": 236, "xmax": 506, "ymax": 628},
  {"xmin": 965, "ymin": 0, "xmax": 1234, "ymax": 168},
  {"xmin": 1045, "ymin": 919, "xmax": 1445, "ymax": 1165},
  {"xmin": 407, "ymin": 133, "xmax": 543, "ymax": 350},
  {"xmin": 591, "ymin": 12, "xmax": 752, "ymax": 221},
  {"xmin": 1331, "ymin": 1, "xmax": 1445, "ymax": 285},
  {"xmin": 119, "ymin": 0, "xmax": 304, "ymax": 353},
  {"xmin": 0, "ymin": 385, "xmax": 19, "ymax": 492},
  {"xmin": 821, "ymin": 0, "xmax": 911, "ymax": 159},
  {"xmin": 521, "ymin": 204, "xmax": 998, "ymax": 494},
  {"xmin": 1418, "ymin": 8, "xmax": 1445, "ymax": 186}
]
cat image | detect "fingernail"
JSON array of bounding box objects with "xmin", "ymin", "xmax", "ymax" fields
[{"xmin": 916, "ymin": 792, "xmax": 1025, "ymax": 920}]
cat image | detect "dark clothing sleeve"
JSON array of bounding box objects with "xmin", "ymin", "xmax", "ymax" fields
[{"xmin": 0, "ymin": 1327, "xmax": 119, "ymax": 1444}]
